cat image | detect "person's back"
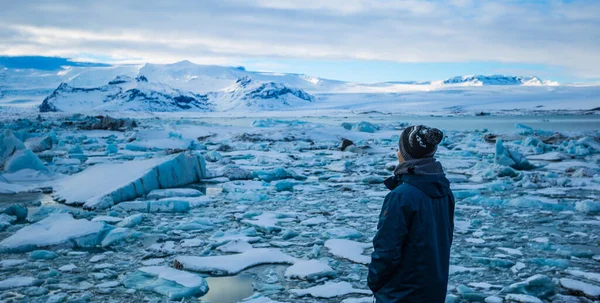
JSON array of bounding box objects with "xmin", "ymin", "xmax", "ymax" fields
[{"xmin": 368, "ymin": 125, "xmax": 455, "ymax": 303}]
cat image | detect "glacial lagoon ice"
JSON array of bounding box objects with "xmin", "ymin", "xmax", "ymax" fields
[{"xmin": 0, "ymin": 115, "xmax": 598, "ymax": 302}]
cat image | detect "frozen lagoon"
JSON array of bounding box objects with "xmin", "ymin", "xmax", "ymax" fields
[{"xmin": 0, "ymin": 113, "xmax": 599, "ymax": 302}]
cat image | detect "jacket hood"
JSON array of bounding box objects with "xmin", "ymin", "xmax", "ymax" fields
[{"xmin": 384, "ymin": 174, "xmax": 451, "ymax": 198}]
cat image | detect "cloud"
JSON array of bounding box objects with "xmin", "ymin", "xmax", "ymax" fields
[{"xmin": 0, "ymin": 0, "xmax": 598, "ymax": 78}]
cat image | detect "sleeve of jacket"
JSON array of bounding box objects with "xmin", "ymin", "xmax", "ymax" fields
[{"xmin": 367, "ymin": 189, "xmax": 414, "ymax": 293}]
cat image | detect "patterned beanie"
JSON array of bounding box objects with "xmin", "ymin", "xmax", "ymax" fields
[{"xmin": 398, "ymin": 125, "xmax": 444, "ymax": 160}]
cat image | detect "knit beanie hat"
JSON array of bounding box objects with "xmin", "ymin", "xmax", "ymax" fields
[{"xmin": 398, "ymin": 125, "xmax": 444, "ymax": 160}]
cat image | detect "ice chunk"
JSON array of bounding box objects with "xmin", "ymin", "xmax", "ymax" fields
[
  {"xmin": 300, "ymin": 215, "xmax": 328, "ymax": 226},
  {"xmin": 100, "ymin": 227, "xmax": 130, "ymax": 247},
  {"xmin": 449, "ymin": 265, "xmax": 485, "ymax": 275},
  {"xmin": 58, "ymin": 264, "xmax": 77, "ymax": 272},
  {"xmin": 238, "ymin": 293, "xmax": 283, "ymax": 303},
  {"xmin": 122, "ymin": 266, "xmax": 209, "ymax": 300},
  {"xmin": 508, "ymin": 196, "xmax": 567, "ymax": 211},
  {"xmin": 502, "ymin": 274, "xmax": 555, "ymax": 298},
  {"xmin": 0, "ymin": 130, "xmax": 26, "ymax": 165},
  {"xmin": 0, "ymin": 276, "xmax": 40, "ymax": 290},
  {"xmin": 147, "ymin": 188, "xmax": 203, "ymax": 200},
  {"xmin": 181, "ymin": 239, "xmax": 205, "ymax": 248},
  {"xmin": 91, "ymin": 215, "xmax": 123, "ymax": 223},
  {"xmin": 0, "ymin": 213, "xmax": 109, "ymax": 253},
  {"xmin": 113, "ymin": 199, "xmax": 191, "ymax": 213},
  {"xmin": 341, "ymin": 297, "xmax": 375, "ymax": 303},
  {"xmin": 497, "ymin": 247, "xmax": 523, "ymax": 256},
  {"xmin": 575, "ymin": 200, "xmax": 600, "ymax": 214},
  {"xmin": 527, "ymin": 152, "xmax": 569, "ymax": 161},
  {"xmin": 174, "ymin": 248, "xmax": 295, "ymax": 275},
  {"xmin": 241, "ymin": 212, "xmax": 289, "ymax": 233},
  {"xmin": 456, "ymin": 285, "xmax": 487, "ymax": 301},
  {"xmin": 251, "ymin": 167, "xmax": 305, "ymax": 182},
  {"xmin": 117, "ymin": 214, "xmax": 144, "ymax": 228},
  {"xmin": 504, "ymin": 294, "xmax": 543, "ymax": 303},
  {"xmin": 495, "ymin": 140, "xmax": 535, "ymax": 170},
  {"xmin": 105, "ymin": 143, "xmax": 118, "ymax": 154},
  {"xmin": 273, "ymin": 180, "xmax": 295, "ymax": 192},
  {"xmin": 559, "ymin": 278, "xmax": 600, "ymax": 299},
  {"xmin": 52, "ymin": 152, "xmax": 206, "ymax": 209},
  {"xmin": 29, "ymin": 250, "xmax": 58, "ymax": 260},
  {"xmin": 323, "ymin": 227, "xmax": 362, "ymax": 240},
  {"xmin": 1, "ymin": 204, "xmax": 27, "ymax": 220},
  {"xmin": 290, "ymin": 281, "xmax": 371, "ymax": 298},
  {"xmin": 0, "ymin": 259, "xmax": 26, "ymax": 269},
  {"xmin": 217, "ymin": 239, "xmax": 253, "ymax": 253},
  {"xmin": 4, "ymin": 149, "xmax": 49, "ymax": 173},
  {"xmin": 0, "ymin": 213, "xmax": 16, "ymax": 231},
  {"xmin": 222, "ymin": 165, "xmax": 252, "ymax": 180},
  {"xmin": 565, "ymin": 270, "xmax": 600, "ymax": 283},
  {"xmin": 0, "ymin": 181, "xmax": 26, "ymax": 194},
  {"xmin": 325, "ymin": 239, "xmax": 372, "ymax": 264},
  {"xmin": 25, "ymin": 136, "xmax": 53, "ymax": 152},
  {"xmin": 284, "ymin": 259, "xmax": 336, "ymax": 281}
]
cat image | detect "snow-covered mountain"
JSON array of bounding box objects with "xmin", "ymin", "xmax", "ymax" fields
[
  {"xmin": 4, "ymin": 57, "xmax": 592, "ymax": 114},
  {"xmin": 38, "ymin": 74, "xmax": 317, "ymax": 113},
  {"xmin": 439, "ymin": 75, "xmax": 559, "ymax": 86},
  {"xmin": 212, "ymin": 77, "xmax": 315, "ymax": 111},
  {"xmin": 39, "ymin": 75, "xmax": 211, "ymax": 112}
]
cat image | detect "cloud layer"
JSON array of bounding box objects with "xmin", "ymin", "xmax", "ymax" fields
[{"xmin": 1, "ymin": 0, "xmax": 599, "ymax": 78}]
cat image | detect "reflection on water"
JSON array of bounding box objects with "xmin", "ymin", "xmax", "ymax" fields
[
  {"xmin": 0, "ymin": 192, "xmax": 45, "ymax": 206},
  {"xmin": 201, "ymin": 274, "xmax": 254, "ymax": 303},
  {"xmin": 191, "ymin": 184, "xmax": 224, "ymax": 196}
]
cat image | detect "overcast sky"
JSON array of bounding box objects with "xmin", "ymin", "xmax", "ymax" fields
[{"xmin": 1, "ymin": 0, "xmax": 599, "ymax": 83}]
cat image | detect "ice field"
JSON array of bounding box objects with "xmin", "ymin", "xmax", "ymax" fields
[{"xmin": 0, "ymin": 112, "xmax": 599, "ymax": 302}]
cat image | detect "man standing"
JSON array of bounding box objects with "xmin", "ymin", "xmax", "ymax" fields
[{"xmin": 368, "ymin": 125, "xmax": 455, "ymax": 302}]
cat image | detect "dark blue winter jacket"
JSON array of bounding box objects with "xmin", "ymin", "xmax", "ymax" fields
[{"xmin": 368, "ymin": 173, "xmax": 455, "ymax": 302}]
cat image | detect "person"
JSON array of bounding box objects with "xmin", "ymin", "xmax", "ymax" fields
[{"xmin": 368, "ymin": 125, "xmax": 455, "ymax": 302}]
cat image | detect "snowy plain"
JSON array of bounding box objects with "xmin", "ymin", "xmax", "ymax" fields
[{"xmin": 0, "ymin": 62, "xmax": 599, "ymax": 302}]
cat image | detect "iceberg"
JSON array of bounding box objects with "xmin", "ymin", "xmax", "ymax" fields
[
  {"xmin": 495, "ymin": 140, "xmax": 535, "ymax": 170},
  {"xmin": 0, "ymin": 213, "xmax": 109, "ymax": 253},
  {"xmin": 52, "ymin": 152, "xmax": 206, "ymax": 209}
]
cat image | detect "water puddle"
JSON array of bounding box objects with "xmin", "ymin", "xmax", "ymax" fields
[{"xmin": 201, "ymin": 274, "xmax": 254, "ymax": 303}]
